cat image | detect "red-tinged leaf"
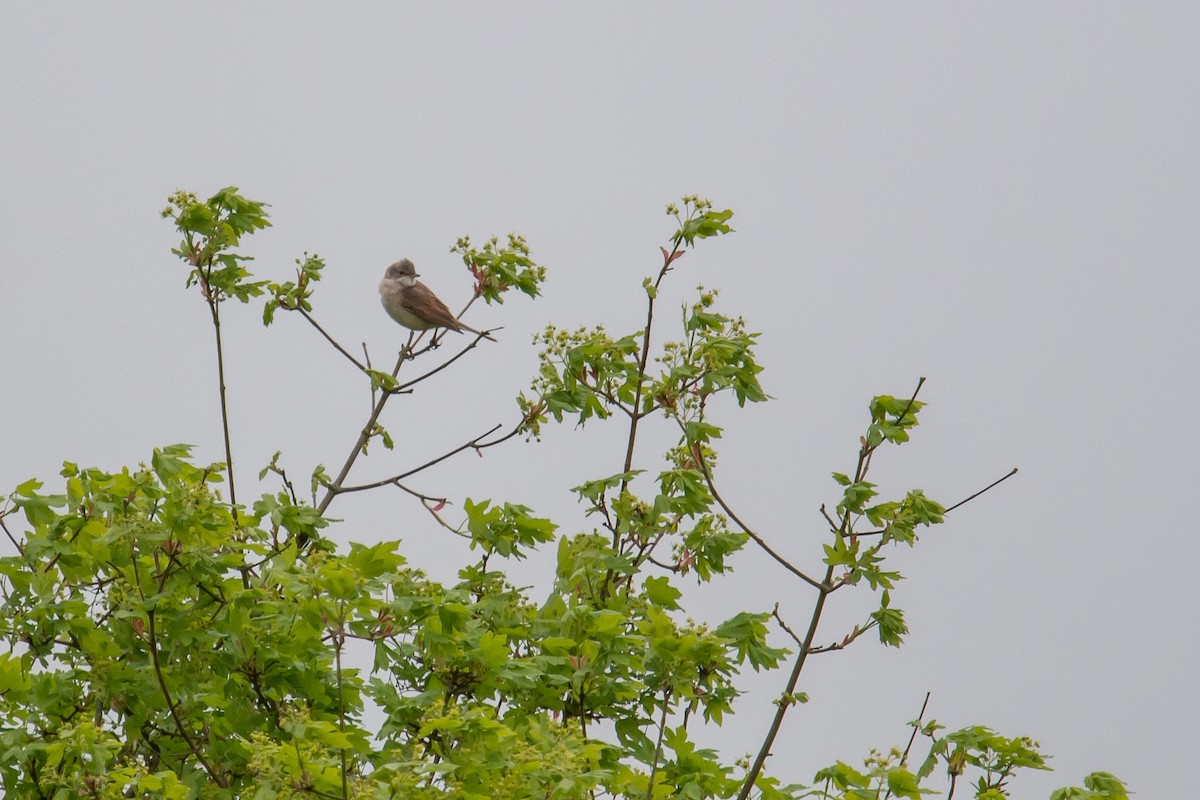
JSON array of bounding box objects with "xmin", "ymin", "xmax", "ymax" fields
[
  {"xmin": 132, "ymin": 618, "xmax": 145, "ymax": 638},
  {"xmin": 660, "ymin": 246, "xmax": 685, "ymax": 268},
  {"xmin": 431, "ymin": 499, "xmax": 446, "ymax": 513}
]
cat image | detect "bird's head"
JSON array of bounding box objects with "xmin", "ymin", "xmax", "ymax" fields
[{"xmin": 385, "ymin": 259, "xmax": 419, "ymax": 285}]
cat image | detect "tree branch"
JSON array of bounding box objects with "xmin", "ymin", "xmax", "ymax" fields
[
  {"xmin": 204, "ymin": 277, "xmax": 238, "ymax": 514},
  {"xmin": 697, "ymin": 458, "xmax": 823, "ymax": 591},
  {"xmin": 297, "ymin": 307, "xmax": 367, "ymax": 371},
  {"xmin": 620, "ymin": 244, "xmax": 682, "ymax": 489},
  {"xmin": 332, "ymin": 422, "xmax": 507, "ymax": 495},
  {"xmin": 943, "ymin": 468, "xmax": 1018, "ymax": 513},
  {"xmin": 736, "ymin": 565, "xmax": 835, "ymax": 800}
]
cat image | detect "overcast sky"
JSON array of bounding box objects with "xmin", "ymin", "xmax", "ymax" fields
[{"xmin": 2, "ymin": 5, "xmax": 1197, "ymax": 796}]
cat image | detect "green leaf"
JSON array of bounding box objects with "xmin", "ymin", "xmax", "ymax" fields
[
  {"xmin": 0, "ymin": 651, "xmax": 30, "ymax": 695},
  {"xmin": 872, "ymin": 592, "xmax": 909, "ymax": 647},
  {"xmin": 886, "ymin": 767, "xmax": 923, "ymax": 799},
  {"xmin": 643, "ymin": 576, "xmax": 682, "ymax": 610},
  {"xmin": 812, "ymin": 761, "xmax": 869, "ymax": 790}
]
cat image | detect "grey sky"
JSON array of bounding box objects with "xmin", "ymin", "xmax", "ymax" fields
[{"xmin": 3, "ymin": 5, "xmax": 1197, "ymax": 796}]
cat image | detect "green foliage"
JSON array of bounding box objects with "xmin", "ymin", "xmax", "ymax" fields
[
  {"xmin": 667, "ymin": 196, "xmax": 735, "ymax": 248},
  {"xmin": 0, "ymin": 192, "xmax": 1123, "ymax": 799},
  {"xmin": 263, "ymin": 252, "xmax": 326, "ymax": 325},
  {"xmin": 1049, "ymin": 772, "xmax": 1130, "ymax": 800},
  {"xmin": 451, "ymin": 233, "xmax": 546, "ymax": 304},
  {"xmin": 162, "ymin": 187, "xmax": 271, "ymax": 304}
]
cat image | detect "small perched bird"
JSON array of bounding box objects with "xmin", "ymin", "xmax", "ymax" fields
[{"xmin": 378, "ymin": 258, "xmax": 495, "ymax": 341}]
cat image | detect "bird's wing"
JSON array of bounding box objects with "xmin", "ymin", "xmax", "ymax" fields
[{"xmin": 404, "ymin": 283, "xmax": 461, "ymax": 328}]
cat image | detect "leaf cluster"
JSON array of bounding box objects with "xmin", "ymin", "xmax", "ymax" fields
[{"xmin": 162, "ymin": 187, "xmax": 271, "ymax": 304}]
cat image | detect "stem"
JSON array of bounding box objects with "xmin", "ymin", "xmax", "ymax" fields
[
  {"xmin": 943, "ymin": 468, "xmax": 1018, "ymax": 513},
  {"xmin": 333, "ymin": 423, "xmax": 508, "ymax": 495},
  {"xmin": 395, "ymin": 330, "xmax": 491, "ymax": 392},
  {"xmin": 620, "ymin": 245, "xmax": 680, "ymax": 484},
  {"xmin": 145, "ymin": 611, "xmax": 226, "ymax": 786},
  {"xmin": 645, "ymin": 688, "xmax": 672, "ymax": 800},
  {"xmin": 736, "ymin": 565, "xmax": 834, "ymax": 800},
  {"xmin": 740, "ymin": 379, "xmax": 935, "ymax": 796},
  {"xmin": 298, "ymin": 308, "xmax": 367, "ymax": 371},
  {"xmin": 0, "ymin": 516, "xmax": 24, "ymax": 557},
  {"xmin": 900, "ymin": 692, "xmax": 932, "ymax": 768},
  {"xmin": 333, "ymin": 620, "xmax": 349, "ymax": 800},
  {"xmin": 697, "ymin": 456, "xmax": 822, "ymax": 591},
  {"xmin": 208, "ymin": 294, "xmax": 237, "ymax": 512}
]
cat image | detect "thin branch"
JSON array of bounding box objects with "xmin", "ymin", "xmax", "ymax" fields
[
  {"xmin": 819, "ymin": 504, "xmax": 840, "ymax": 532},
  {"xmin": 332, "ymin": 619, "xmax": 350, "ymax": 800},
  {"xmin": 317, "ymin": 291, "xmax": 492, "ymax": 517},
  {"xmin": 0, "ymin": 516, "xmax": 24, "ymax": 557},
  {"xmin": 297, "ymin": 308, "xmax": 367, "ymax": 371},
  {"xmin": 317, "ymin": 343, "xmax": 411, "ymax": 515},
  {"xmin": 808, "ymin": 619, "xmax": 877, "ymax": 655},
  {"xmin": 943, "ymin": 468, "xmax": 1018, "ymax": 513},
  {"xmin": 395, "ymin": 329, "xmax": 494, "ymax": 392},
  {"xmin": 899, "ymin": 692, "xmax": 932, "ymax": 769},
  {"xmin": 206, "ymin": 289, "xmax": 238, "ymax": 514},
  {"xmin": 644, "ymin": 688, "xmax": 673, "ymax": 800},
  {"xmin": 145, "ymin": 610, "xmax": 225, "ymax": 785},
  {"xmin": 698, "ymin": 459, "xmax": 823, "ymax": 591},
  {"xmin": 771, "ymin": 603, "xmax": 804, "ymax": 648},
  {"xmin": 896, "ymin": 376, "xmax": 926, "ymax": 427},
  {"xmin": 644, "ymin": 555, "xmax": 680, "ymax": 572},
  {"xmin": 621, "ymin": 244, "xmax": 681, "ymax": 486},
  {"xmin": 363, "ymin": 343, "xmax": 377, "ymax": 412},
  {"xmin": 332, "ymin": 423, "xmax": 505, "ymax": 495},
  {"xmin": 388, "ymin": 483, "xmax": 470, "ymax": 539}
]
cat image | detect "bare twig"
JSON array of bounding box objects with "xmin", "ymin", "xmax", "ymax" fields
[
  {"xmin": 298, "ymin": 308, "xmax": 367, "ymax": 371},
  {"xmin": 698, "ymin": 459, "xmax": 823, "ymax": 591},
  {"xmin": 204, "ymin": 277, "xmax": 238, "ymax": 514},
  {"xmin": 896, "ymin": 377, "xmax": 926, "ymax": 426},
  {"xmin": 819, "ymin": 504, "xmax": 840, "ymax": 532},
  {"xmin": 0, "ymin": 516, "xmax": 25, "ymax": 557},
  {"xmin": 807, "ymin": 619, "xmax": 878, "ymax": 655},
  {"xmin": 395, "ymin": 329, "xmax": 495, "ymax": 392},
  {"xmin": 943, "ymin": 468, "xmax": 1018, "ymax": 513},
  {"xmin": 332, "ymin": 422, "xmax": 507, "ymax": 495},
  {"xmin": 387, "ymin": 482, "xmax": 469, "ymax": 539},
  {"xmin": 771, "ymin": 603, "xmax": 804, "ymax": 648},
  {"xmin": 644, "ymin": 555, "xmax": 680, "ymax": 572}
]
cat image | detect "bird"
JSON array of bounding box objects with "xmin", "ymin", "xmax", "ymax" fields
[{"xmin": 378, "ymin": 258, "xmax": 495, "ymax": 341}]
